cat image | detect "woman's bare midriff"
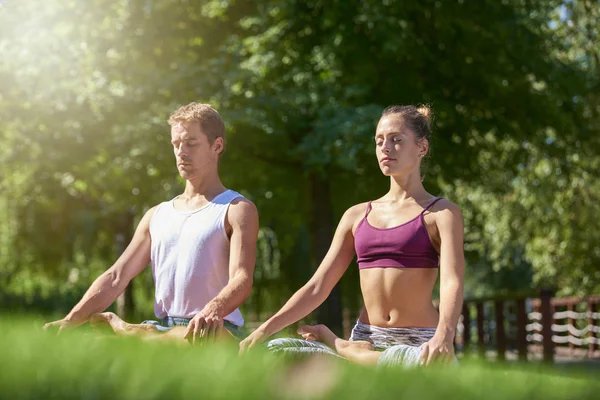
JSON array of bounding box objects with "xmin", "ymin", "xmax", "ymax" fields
[{"xmin": 358, "ymin": 267, "xmax": 439, "ymax": 328}]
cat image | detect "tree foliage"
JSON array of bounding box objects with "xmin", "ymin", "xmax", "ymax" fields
[{"xmin": 0, "ymin": 0, "xmax": 598, "ymax": 322}]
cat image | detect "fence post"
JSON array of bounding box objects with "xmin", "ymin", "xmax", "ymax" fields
[
  {"xmin": 494, "ymin": 300, "xmax": 506, "ymax": 361},
  {"xmin": 476, "ymin": 302, "xmax": 485, "ymax": 357},
  {"xmin": 589, "ymin": 300, "xmax": 597, "ymax": 357},
  {"xmin": 516, "ymin": 298, "xmax": 528, "ymax": 361},
  {"xmin": 540, "ymin": 288, "xmax": 555, "ymax": 364},
  {"xmin": 567, "ymin": 303, "xmax": 575, "ymax": 354}
]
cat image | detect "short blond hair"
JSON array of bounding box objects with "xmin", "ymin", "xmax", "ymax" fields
[{"xmin": 168, "ymin": 103, "xmax": 226, "ymax": 154}]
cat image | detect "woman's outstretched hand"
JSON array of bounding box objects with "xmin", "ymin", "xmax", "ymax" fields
[{"xmin": 239, "ymin": 326, "xmax": 270, "ymax": 354}]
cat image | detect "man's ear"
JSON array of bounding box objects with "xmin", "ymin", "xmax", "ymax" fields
[{"xmin": 213, "ymin": 137, "xmax": 225, "ymax": 155}]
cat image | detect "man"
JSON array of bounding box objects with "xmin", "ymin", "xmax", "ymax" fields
[{"xmin": 44, "ymin": 103, "xmax": 259, "ymax": 343}]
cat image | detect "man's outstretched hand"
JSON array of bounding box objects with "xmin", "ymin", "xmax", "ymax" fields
[{"xmin": 43, "ymin": 318, "xmax": 84, "ymax": 333}]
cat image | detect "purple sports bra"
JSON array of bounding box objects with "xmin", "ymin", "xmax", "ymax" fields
[{"xmin": 354, "ymin": 198, "xmax": 442, "ymax": 269}]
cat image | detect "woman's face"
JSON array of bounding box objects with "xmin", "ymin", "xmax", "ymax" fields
[{"xmin": 374, "ymin": 115, "xmax": 427, "ymax": 177}]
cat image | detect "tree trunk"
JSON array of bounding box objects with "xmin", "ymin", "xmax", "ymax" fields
[
  {"xmin": 308, "ymin": 172, "xmax": 343, "ymax": 336},
  {"xmin": 115, "ymin": 210, "xmax": 135, "ymax": 321}
]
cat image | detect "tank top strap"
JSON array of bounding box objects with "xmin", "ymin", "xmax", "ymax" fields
[
  {"xmin": 218, "ymin": 189, "xmax": 242, "ymax": 205},
  {"xmin": 421, "ymin": 197, "xmax": 443, "ymax": 214}
]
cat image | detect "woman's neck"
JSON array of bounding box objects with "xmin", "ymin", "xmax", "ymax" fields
[{"xmin": 386, "ymin": 171, "xmax": 428, "ymax": 202}]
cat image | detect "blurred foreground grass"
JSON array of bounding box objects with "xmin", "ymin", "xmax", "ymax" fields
[{"xmin": 0, "ymin": 315, "xmax": 597, "ymax": 400}]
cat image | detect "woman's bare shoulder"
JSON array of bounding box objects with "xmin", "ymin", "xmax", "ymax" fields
[
  {"xmin": 430, "ymin": 198, "xmax": 463, "ymax": 224},
  {"xmin": 344, "ymin": 202, "xmax": 370, "ymax": 219},
  {"xmin": 340, "ymin": 202, "xmax": 371, "ymax": 233}
]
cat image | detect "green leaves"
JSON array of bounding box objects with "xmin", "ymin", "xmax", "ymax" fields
[{"xmin": 0, "ymin": 0, "xmax": 598, "ymax": 302}]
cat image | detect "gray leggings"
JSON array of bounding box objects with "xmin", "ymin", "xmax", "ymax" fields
[{"xmin": 267, "ymin": 321, "xmax": 436, "ymax": 368}]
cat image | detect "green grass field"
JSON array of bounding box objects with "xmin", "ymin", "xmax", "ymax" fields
[{"xmin": 0, "ymin": 315, "xmax": 597, "ymax": 400}]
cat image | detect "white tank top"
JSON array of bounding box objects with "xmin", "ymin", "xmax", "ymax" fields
[{"xmin": 149, "ymin": 189, "xmax": 244, "ymax": 327}]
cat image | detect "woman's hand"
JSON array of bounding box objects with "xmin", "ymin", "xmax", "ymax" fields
[
  {"xmin": 419, "ymin": 334, "xmax": 455, "ymax": 366},
  {"xmin": 239, "ymin": 326, "xmax": 270, "ymax": 353}
]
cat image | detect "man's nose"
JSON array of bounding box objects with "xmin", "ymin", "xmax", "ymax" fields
[{"xmin": 176, "ymin": 143, "xmax": 186, "ymax": 157}]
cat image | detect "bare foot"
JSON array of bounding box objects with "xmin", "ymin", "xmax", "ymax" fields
[
  {"xmin": 298, "ymin": 324, "xmax": 379, "ymax": 365},
  {"xmin": 298, "ymin": 324, "xmax": 339, "ymax": 348},
  {"xmin": 89, "ymin": 312, "xmax": 156, "ymax": 335},
  {"xmin": 89, "ymin": 312, "xmax": 124, "ymax": 332},
  {"xmin": 297, "ymin": 324, "xmax": 324, "ymax": 341}
]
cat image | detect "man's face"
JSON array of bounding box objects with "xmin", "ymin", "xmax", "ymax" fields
[{"xmin": 170, "ymin": 121, "xmax": 222, "ymax": 180}]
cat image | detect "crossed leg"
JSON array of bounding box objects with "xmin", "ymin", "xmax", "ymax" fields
[{"xmin": 89, "ymin": 312, "xmax": 235, "ymax": 343}]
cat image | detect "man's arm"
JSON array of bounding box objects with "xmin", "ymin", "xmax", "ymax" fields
[
  {"xmin": 420, "ymin": 201, "xmax": 465, "ymax": 365},
  {"xmin": 44, "ymin": 207, "xmax": 156, "ymax": 331},
  {"xmin": 184, "ymin": 199, "xmax": 259, "ymax": 341}
]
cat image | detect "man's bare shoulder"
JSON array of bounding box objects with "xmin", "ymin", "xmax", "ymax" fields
[
  {"xmin": 228, "ymin": 197, "xmax": 259, "ymax": 225},
  {"xmin": 137, "ymin": 205, "xmax": 160, "ymax": 231},
  {"xmin": 144, "ymin": 204, "xmax": 160, "ymax": 219}
]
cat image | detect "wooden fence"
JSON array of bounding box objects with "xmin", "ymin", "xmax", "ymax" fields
[
  {"xmin": 246, "ymin": 289, "xmax": 599, "ymax": 364},
  {"xmin": 456, "ymin": 289, "xmax": 600, "ymax": 363}
]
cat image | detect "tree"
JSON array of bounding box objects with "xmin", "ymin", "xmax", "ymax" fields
[
  {"xmin": 0, "ymin": 0, "xmax": 598, "ymax": 325},
  {"xmin": 211, "ymin": 0, "xmax": 598, "ymax": 326}
]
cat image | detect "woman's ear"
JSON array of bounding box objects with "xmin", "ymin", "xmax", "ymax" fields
[{"xmin": 419, "ymin": 138, "xmax": 429, "ymax": 157}]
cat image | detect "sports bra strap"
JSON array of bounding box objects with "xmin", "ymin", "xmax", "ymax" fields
[
  {"xmin": 364, "ymin": 201, "xmax": 372, "ymax": 218},
  {"xmin": 421, "ymin": 197, "xmax": 443, "ymax": 214}
]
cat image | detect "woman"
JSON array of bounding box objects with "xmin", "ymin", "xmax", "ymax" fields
[{"xmin": 240, "ymin": 105, "xmax": 464, "ymax": 367}]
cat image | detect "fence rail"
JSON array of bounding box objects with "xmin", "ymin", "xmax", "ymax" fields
[{"xmin": 457, "ymin": 289, "xmax": 600, "ymax": 362}]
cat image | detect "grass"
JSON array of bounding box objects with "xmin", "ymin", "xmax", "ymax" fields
[{"xmin": 0, "ymin": 315, "xmax": 598, "ymax": 400}]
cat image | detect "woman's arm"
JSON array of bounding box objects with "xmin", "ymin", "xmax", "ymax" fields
[
  {"xmin": 239, "ymin": 205, "xmax": 362, "ymax": 351},
  {"xmin": 421, "ymin": 201, "xmax": 465, "ymax": 365}
]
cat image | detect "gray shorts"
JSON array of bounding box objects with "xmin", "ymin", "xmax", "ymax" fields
[
  {"xmin": 350, "ymin": 320, "xmax": 436, "ymax": 367},
  {"xmin": 141, "ymin": 316, "xmax": 246, "ymax": 340}
]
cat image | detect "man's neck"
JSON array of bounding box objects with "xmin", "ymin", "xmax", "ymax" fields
[{"xmin": 181, "ymin": 175, "xmax": 227, "ymax": 201}]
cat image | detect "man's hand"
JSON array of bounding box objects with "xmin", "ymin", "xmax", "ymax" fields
[
  {"xmin": 43, "ymin": 318, "xmax": 84, "ymax": 333},
  {"xmin": 239, "ymin": 326, "xmax": 269, "ymax": 353},
  {"xmin": 184, "ymin": 303, "xmax": 225, "ymax": 345},
  {"xmin": 419, "ymin": 334, "xmax": 455, "ymax": 366}
]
